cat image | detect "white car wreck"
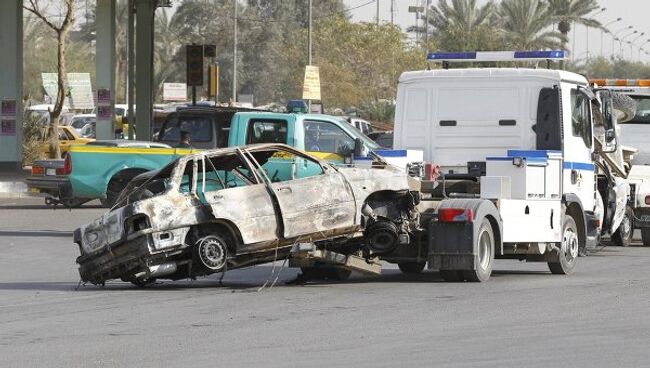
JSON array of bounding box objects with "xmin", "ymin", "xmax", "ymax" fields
[{"xmin": 74, "ymin": 144, "xmax": 420, "ymax": 286}]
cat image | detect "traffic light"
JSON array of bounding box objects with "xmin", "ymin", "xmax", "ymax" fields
[{"xmin": 186, "ymin": 44, "xmax": 203, "ymax": 86}]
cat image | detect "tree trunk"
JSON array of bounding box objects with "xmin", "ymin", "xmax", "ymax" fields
[{"xmin": 47, "ymin": 30, "xmax": 69, "ymax": 159}]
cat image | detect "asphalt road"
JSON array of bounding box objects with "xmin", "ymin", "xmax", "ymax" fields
[{"xmin": 1, "ymin": 198, "xmax": 650, "ymax": 367}]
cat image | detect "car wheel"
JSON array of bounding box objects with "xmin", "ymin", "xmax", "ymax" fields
[
  {"xmin": 548, "ymin": 215, "xmax": 579, "ymax": 275},
  {"xmin": 397, "ymin": 261, "xmax": 426, "ymax": 274},
  {"xmin": 612, "ymin": 206, "xmax": 634, "ymax": 247}
]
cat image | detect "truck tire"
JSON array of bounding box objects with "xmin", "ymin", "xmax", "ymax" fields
[
  {"xmin": 642, "ymin": 229, "xmax": 650, "ymax": 247},
  {"xmin": 612, "ymin": 92, "xmax": 637, "ymax": 123},
  {"xmin": 398, "ymin": 261, "xmax": 426, "ymax": 274},
  {"xmin": 612, "ymin": 206, "xmax": 634, "ymax": 247},
  {"xmin": 462, "ymin": 218, "xmax": 495, "ymax": 282},
  {"xmin": 548, "ymin": 215, "xmax": 579, "ymax": 275}
]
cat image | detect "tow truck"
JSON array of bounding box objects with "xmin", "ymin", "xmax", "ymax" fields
[
  {"xmin": 377, "ymin": 50, "xmax": 628, "ymax": 281},
  {"xmin": 589, "ymin": 79, "xmax": 650, "ymax": 245}
]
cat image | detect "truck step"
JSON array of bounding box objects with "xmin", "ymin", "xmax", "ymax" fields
[{"xmin": 289, "ymin": 243, "xmax": 382, "ymax": 275}]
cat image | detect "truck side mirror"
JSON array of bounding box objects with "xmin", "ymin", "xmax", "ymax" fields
[
  {"xmin": 600, "ymin": 90, "xmax": 618, "ymax": 153},
  {"xmin": 353, "ymin": 138, "xmax": 365, "ymax": 157}
]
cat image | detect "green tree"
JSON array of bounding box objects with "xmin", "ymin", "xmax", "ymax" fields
[
  {"xmin": 310, "ymin": 16, "xmax": 425, "ymax": 112},
  {"xmin": 499, "ymin": 0, "xmax": 565, "ymax": 50},
  {"xmin": 23, "ymin": 0, "xmax": 77, "ymax": 158},
  {"xmin": 426, "ymin": 0, "xmax": 499, "ymax": 51},
  {"xmin": 547, "ymin": 0, "xmax": 601, "ymax": 51}
]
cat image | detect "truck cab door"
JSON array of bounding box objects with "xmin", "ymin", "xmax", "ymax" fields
[
  {"xmin": 562, "ymin": 85, "xmax": 596, "ymax": 212},
  {"xmin": 246, "ymin": 146, "xmax": 356, "ymax": 240}
]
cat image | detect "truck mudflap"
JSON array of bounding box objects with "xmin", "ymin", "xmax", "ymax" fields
[{"xmin": 428, "ymin": 199, "xmax": 502, "ymax": 272}]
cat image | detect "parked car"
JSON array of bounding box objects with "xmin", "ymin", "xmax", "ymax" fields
[
  {"xmin": 344, "ymin": 117, "xmax": 373, "ymax": 135},
  {"xmin": 367, "ymin": 131, "xmax": 393, "ymax": 149},
  {"xmin": 69, "ymin": 114, "xmax": 96, "ymax": 132},
  {"xmin": 74, "ymin": 143, "xmax": 418, "ymax": 286},
  {"xmin": 39, "ymin": 125, "xmax": 94, "ymax": 158}
]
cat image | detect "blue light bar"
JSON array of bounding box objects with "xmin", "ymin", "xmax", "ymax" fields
[{"xmin": 427, "ymin": 50, "xmax": 566, "ymax": 62}]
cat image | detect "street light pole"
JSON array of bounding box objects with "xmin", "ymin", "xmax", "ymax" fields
[
  {"xmin": 308, "ymin": 0, "xmax": 312, "ymax": 65},
  {"xmin": 601, "ymin": 18, "xmax": 621, "ymax": 57},
  {"xmin": 620, "ymin": 30, "xmax": 637, "ymax": 58},
  {"xmin": 631, "ymin": 32, "xmax": 646, "ymax": 60},
  {"xmin": 613, "ymin": 26, "xmax": 633, "ymax": 57},
  {"xmin": 232, "ymin": 0, "xmax": 237, "ymax": 103},
  {"xmin": 586, "ymin": 8, "xmax": 606, "ymax": 59},
  {"xmin": 639, "ymin": 39, "xmax": 650, "ymax": 61},
  {"xmin": 425, "ymin": 0, "xmax": 429, "ymax": 51}
]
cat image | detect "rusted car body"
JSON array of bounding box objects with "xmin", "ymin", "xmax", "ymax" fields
[{"xmin": 74, "ymin": 143, "xmax": 420, "ymax": 286}]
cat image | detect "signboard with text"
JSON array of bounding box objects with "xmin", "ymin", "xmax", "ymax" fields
[
  {"xmin": 163, "ymin": 83, "xmax": 188, "ymax": 101},
  {"xmin": 302, "ymin": 65, "xmax": 321, "ymax": 101}
]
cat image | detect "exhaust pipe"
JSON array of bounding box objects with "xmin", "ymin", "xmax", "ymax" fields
[{"xmin": 148, "ymin": 262, "xmax": 177, "ymax": 278}]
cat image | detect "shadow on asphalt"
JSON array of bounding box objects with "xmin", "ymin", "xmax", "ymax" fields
[
  {"xmin": 0, "ymin": 267, "xmax": 566, "ymax": 292},
  {"xmin": 0, "ymin": 204, "xmax": 104, "ymax": 210}
]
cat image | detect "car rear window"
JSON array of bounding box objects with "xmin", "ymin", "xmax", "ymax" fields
[{"xmin": 160, "ymin": 116, "xmax": 213, "ymax": 142}]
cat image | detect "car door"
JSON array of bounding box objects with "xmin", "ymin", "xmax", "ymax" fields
[
  {"xmin": 189, "ymin": 152, "xmax": 280, "ymax": 248},
  {"xmin": 245, "ymin": 146, "xmax": 357, "ymax": 240}
]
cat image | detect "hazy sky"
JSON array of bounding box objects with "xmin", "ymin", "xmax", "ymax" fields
[{"xmin": 343, "ymin": 0, "xmax": 649, "ymax": 62}]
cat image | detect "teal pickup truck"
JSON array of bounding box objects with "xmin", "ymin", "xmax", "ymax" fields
[{"xmin": 53, "ymin": 106, "xmax": 421, "ymax": 207}]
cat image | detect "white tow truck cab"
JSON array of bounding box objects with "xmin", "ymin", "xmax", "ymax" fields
[
  {"xmin": 590, "ymin": 79, "xmax": 650, "ymax": 245},
  {"xmin": 393, "ymin": 51, "xmax": 621, "ymax": 281}
]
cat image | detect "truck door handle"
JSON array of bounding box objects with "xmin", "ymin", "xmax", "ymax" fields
[{"xmin": 277, "ymin": 187, "xmax": 292, "ymax": 193}]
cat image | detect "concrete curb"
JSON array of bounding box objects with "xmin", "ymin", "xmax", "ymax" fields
[{"xmin": 0, "ymin": 230, "xmax": 73, "ymax": 237}]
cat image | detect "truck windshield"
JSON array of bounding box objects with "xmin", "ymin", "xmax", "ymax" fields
[
  {"xmin": 159, "ymin": 116, "xmax": 213, "ymax": 142},
  {"xmin": 335, "ymin": 118, "xmax": 380, "ymax": 150}
]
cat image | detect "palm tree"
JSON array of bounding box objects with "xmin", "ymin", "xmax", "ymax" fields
[
  {"xmin": 499, "ymin": 0, "xmax": 565, "ymax": 50},
  {"xmin": 425, "ymin": 0, "xmax": 497, "ymax": 51},
  {"xmin": 547, "ymin": 0, "xmax": 601, "ymax": 51}
]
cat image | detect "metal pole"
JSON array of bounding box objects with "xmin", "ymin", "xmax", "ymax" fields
[
  {"xmin": 232, "ymin": 0, "xmax": 237, "ymax": 102},
  {"xmin": 308, "ymin": 0, "xmax": 312, "ymax": 65},
  {"xmin": 127, "ymin": 0, "xmax": 134, "ymax": 140},
  {"xmin": 376, "ymin": 0, "xmax": 379, "ymax": 25},
  {"xmin": 425, "ymin": 0, "xmax": 429, "ymax": 51},
  {"xmin": 390, "ymin": 0, "xmax": 394, "ymax": 25},
  {"xmin": 308, "ymin": 0, "xmax": 312, "ymax": 112},
  {"xmin": 586, "ymin": 25, "xmax": 589, "ymax": 59}
]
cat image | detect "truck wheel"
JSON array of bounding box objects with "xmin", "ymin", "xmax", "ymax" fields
[
  {"xmin": 548, "ymin": 215, "xmax": 579, "ymax": 275},
  {"xmin": 398, "ymin": 261, "xmax": 426, "ymax": 274},
  {"xmin": 642, "ymin": 229, "xmax": 650, "ymax": 247},
  {"xmin": 439, "ymin": 270, "xmax": 464, "ymax": 282},
  {"xmin": 463, "ymin": 218, "xmax": 495, "ymax": 282},
  {"xmin": 612, "ymin": 206, "xmax": 634, "ymax": 247}
]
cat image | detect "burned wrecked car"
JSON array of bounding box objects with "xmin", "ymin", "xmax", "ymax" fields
[{"xmin": 74, "ymin": 143, "xmax": 420, "ymax": 286}]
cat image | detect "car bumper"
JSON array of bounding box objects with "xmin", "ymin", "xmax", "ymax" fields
[
  {"xmin": 75, "ymin": 230, "xmax": 161, "ymax": 285},
  {"xmin": 25, "ymin": 175, "xmax": 72, "ymax": 198},
  {"xmin": 634, "ymin": 207, "xmax": 650, "ymax": 229}
]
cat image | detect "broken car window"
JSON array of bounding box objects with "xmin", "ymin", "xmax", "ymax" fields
[
  {"xmin": 247, "ymin": 148, "xmax": 324, "ymax": 182},
  {"xmin": 180, "ymin": 152, "xmax": 256, "ymax": 196}
]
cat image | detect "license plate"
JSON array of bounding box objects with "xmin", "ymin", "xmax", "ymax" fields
[
  {"xmin": 46, "ymin": 168, "xmax": 56, "ymax": 176},
  {"xmin": 640, "ymin": 215, "xmax": 650, "ymax": 223}
]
